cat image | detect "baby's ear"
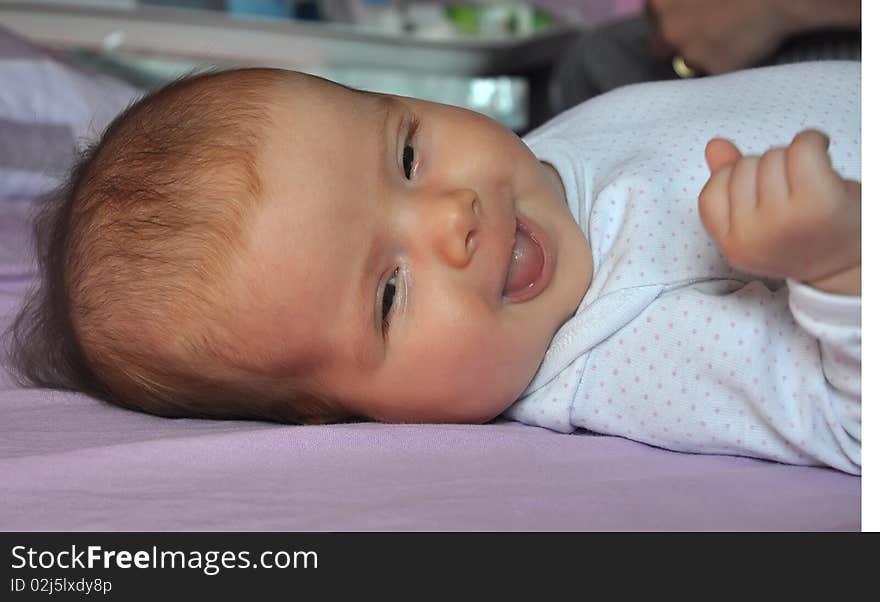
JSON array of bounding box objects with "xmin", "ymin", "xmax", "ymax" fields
[{"xmin": 704, "ymin": 138, "xmax": 742, "ymax": 173}]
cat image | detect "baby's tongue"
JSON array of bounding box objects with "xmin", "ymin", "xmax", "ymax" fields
[{"xmin": 503, "ymin": 225, "xmax": 544, "ymax": 297}]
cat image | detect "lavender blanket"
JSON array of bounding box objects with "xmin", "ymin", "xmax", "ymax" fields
[{"xmin": 0, "ymin": 25, "xmax": 859, "ymax": 531}]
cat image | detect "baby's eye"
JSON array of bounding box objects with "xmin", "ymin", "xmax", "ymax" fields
[
  {"xmin": 381, "ymin": 269, "xmax": 398, "ymax": 331},
  {"xmin": 402, "ymin": 143, "xmax": 414, "ymax": 180},
  {"xmin": 401, "ymin": 116, "xmax": 419, "ymax": 180}
]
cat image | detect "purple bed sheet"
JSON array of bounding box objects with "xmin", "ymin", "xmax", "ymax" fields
[{"xmin": 0, "ymin": 213, "xmax": 860, "ymax": 530}]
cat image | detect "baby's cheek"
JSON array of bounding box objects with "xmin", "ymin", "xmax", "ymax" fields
[
  {"xmin": 455, "ymin": 324, "xmax": 531, "ymax": 389},
  {"xmin": 393, "ymin": 321, "xmax": 527, "ymax": 421},
  {"xmin": 411, "ymin": 319, "xmax": 488, "ymax": 378}
]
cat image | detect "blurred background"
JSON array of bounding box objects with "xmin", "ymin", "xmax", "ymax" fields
[
  {"xmin": 0, "ymin": 0, "xmax": 645, "ymax": 132},
  {"xmin": 0, "ymin": 0, "xmax": 859, "ymax": 133}
]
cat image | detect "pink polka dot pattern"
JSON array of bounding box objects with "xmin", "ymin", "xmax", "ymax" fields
[{"xmin": 505, "ymin": 62, "xmax": 861, "ymax": 474}]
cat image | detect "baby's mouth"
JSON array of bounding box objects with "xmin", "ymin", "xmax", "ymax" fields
[{"xmin": 502, "ymin": 216, "xmax": 553, "ymax": 303}]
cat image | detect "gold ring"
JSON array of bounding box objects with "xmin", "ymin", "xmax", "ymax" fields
[{"xmin": 672, "ymin": 55, "xmax": 698, "ymax": 78}]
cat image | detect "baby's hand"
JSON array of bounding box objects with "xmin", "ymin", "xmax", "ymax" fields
[{"xmin": 698, "ymin": 130, "xmax": 861, "ymax": 295}]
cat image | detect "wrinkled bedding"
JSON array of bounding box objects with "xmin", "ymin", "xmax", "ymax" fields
[{"xmin": 0, "ymin": 25, "xmax": 859, "ymax": 531}]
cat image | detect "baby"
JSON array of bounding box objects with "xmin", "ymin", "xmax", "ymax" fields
[{"xmin": 7, "ymin": 61, "xmax": 860, "ymax": 473}]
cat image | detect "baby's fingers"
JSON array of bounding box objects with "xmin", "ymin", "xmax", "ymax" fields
[
  {"xmin": 699, "ymin": 163, "xmax": 732, "ymax": 240},
  {"xmin": 700, "ymin": 137, "xmax": 744, "ymax": 239},
  {"xmin": 757, "ymin": 147, "xmax": 789, "ymax": 208},
  {"xmin": 728, "ymin": 155, "xmax": 759, "ymax": 214},
  {"xmin": 705, "ymin": 137, "xmax": 742, "ymax": 174},
  {"xmin": 786, "ymin": 129, "xmax": 834, "ymax": 195}
]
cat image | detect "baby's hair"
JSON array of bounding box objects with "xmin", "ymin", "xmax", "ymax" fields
[{"xmin": 4, "ymin": 68, "xmax": 346, "ymax": 424}]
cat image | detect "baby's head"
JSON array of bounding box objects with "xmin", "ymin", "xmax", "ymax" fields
[{"xmin": 8, "ymin": 68, "xmax": 591, "ymax": 424}]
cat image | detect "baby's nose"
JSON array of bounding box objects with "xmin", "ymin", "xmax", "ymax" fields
[{"xmin": 431, "ymin": 188, "xmax": 480, "ymax": 268}]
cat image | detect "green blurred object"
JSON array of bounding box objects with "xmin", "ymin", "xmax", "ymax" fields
[
  {"xmin": 445, "ymin": 3, "xmax": 553, "ymax": 36},
  {"xmin": 446, "ymin": 4, "xmax": 480, "ymax": 35},
  {"xmin": 533, "ymin": 10, "xmax": 551, "ymax": 30}
]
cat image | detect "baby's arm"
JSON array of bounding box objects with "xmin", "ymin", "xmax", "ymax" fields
[
  {"xmin": 697, "ymin": 130, "xmax": 861, "ymax": 466},
  {"xmin": 698, "ymin": 130, "xmax": 860, "ymax": 295}
]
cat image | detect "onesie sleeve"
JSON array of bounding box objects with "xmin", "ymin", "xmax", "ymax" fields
[{"xmin": 786, "ymin": 278, "xmax": 861, "ymax": 399}]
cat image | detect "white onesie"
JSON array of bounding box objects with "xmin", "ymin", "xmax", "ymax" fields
[{"xmin": 505, "ymin": 62, "xmax": 861, "ymax": 474}]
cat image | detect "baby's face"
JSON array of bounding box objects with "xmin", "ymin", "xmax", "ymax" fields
[{"xmin": 234, "ymin": 72, "xmax": 591, "ymax": 423}]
